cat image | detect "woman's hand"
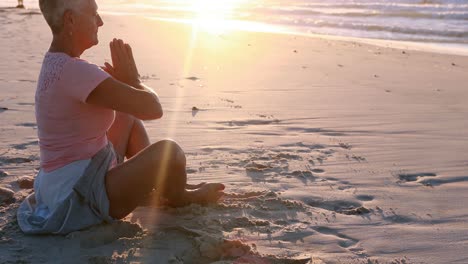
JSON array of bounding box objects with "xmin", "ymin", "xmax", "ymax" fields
[{"xmin": 103, "ymin": 39, "xmax": 141, "ymax": 87}]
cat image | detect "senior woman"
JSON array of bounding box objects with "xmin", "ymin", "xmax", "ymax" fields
[{"xmin": 18, "ymin": 0, "xmax": 224, "ymax": 235}]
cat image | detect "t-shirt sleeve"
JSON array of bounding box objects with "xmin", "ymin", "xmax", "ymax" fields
[{"xmin": 61, "ymin": 59, "xmax": 110, "ymax": 103}]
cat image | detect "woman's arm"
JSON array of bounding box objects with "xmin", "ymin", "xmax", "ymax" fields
[
  {"xmin": 86, "ymin": 78, "xmax": 162, "ymax": 120},
  {"xmin": 86, "ymin": 39, "xmax": 163, "ymax": 120}
]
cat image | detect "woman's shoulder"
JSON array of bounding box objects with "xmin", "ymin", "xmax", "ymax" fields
[
  {"xmin": 42, "ymin": 52, "xmax": 100, "ymax": 71},
  {"xmin": 62, "ymin": 56, "xmax": 103, "ymax": 75},
  {"xmin": 37, "ymin": 52, "xmax": 73, "ymax": 94},
  {"xmin": 40, "ymin": 52, "xmax": 72, "ymax": 72}
]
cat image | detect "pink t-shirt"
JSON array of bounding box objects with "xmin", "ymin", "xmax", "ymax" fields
[{"xmin": 35, "ymin": 52, "xmax": 114, "ymax": 172}]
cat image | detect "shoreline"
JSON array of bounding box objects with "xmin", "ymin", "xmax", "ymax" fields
[
  {"xmin": 2, "ymin": 4, "xmax": 467, "ymax": 57},
  {"xmin": 144, "ymin": 14, "xmax": 468, "ymax": 57},
  {"xmin": 101, "ymin": 11, "xmax": 468, "ymax": 58}
]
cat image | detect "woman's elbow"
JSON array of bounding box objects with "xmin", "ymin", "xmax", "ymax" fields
[
  {"xmin": 153, "ymin": 105, "xmax": 163, "ymax": 119},
  {"xmin": 151, "ymin": 96, "xmax": 163, "ymax": 119},
  {"xmin": 140, "ymin": 103, "xmax": 163, "ymax": 120}
]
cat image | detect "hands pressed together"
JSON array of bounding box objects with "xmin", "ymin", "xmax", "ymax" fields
[{"xmin": 103, "ymin": 39, "xmax": 141, "ymax": 87}]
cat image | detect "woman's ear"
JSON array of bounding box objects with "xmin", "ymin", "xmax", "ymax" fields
[{"xmin": 62, "ymin": 9, "xmax": 75, "ymax": 31}]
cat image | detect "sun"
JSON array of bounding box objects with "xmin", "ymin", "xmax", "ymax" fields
[{"xmin": 190, "ymin": 0, "xmax": 247, "ymax": 33}]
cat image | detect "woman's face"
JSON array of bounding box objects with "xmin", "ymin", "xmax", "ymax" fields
[{"xmin": 72, "ymin": 0, "xmax": 104, "ymax": 51}]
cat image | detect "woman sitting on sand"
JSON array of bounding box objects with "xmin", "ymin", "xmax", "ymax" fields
[{"xmin": 17, "ymin": 0, "xmax": 224, "ymax": 235}]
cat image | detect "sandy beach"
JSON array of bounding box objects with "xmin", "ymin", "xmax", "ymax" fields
[{"xmin": 1, "ymin": 6, "xmax": 468, "ymax": 263}]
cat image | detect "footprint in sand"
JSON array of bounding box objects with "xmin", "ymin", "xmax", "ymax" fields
[
  {"xmin": 374, "ymin": 206, "xmax": 414, "ymax": 224},
  {"xmin": 398, "ymin": 172, "xmax": 436, "ymax": 182},
  {"xmin": 338, "ymin": 142, "xmax": 352, "ymax": 150},
  {"xmin": 413, "ymin": 174, "xmax": 468, "ymax": 187},
  {"xmin": 306, "ymin": 198, "xmax": 370, "ymax": 216},
  {"xmin": 322, "ymin": 177, "xmax": 353, "ymax": 192},
  {"xmin": 15, "ymin": 122, "xmax": 37, "ymax": 128},
  {"xmin": 271, "ymin": 153, "xmax": 302, "ymax": 161},
  {"xmin": 345, "ymin": 154, "xmax": 367, "ymax": 162},
  {"xmin": 397, "ymin": 171, "xmax": 468, "ymax": 187},
  {"xmin": 311, "ymin": 168, "xmax": 325, "ymax": 174},
  {"xmin": 67, "ymin": 221, "xmax": 143, "ymax": 249},
  {"xmin": 245, "ymin": 162, "xmax": 274, "ymax": 172},
  {"xmin": 12, "ymin": 140, "xmax": 38, "ymax": 150},
  {"xmin": 355, "ymin": 194, "xmax": 374, "ymax": 201},
  {"xmin": 398, "ymin": 172, "xmax": 439, "ymax": 186},
  {"xmin": 0, "ymin": 157, "xmax": 33, "ymax": 164},
  {"xmin": 279, "ymin": 142, "xmax": 326, "ymax": 151},
  {"xmin": 287, "ymin": 170, "xmax": 314, "ymax": 178},
  {"xmin": 313, "ymin": 226, "xmax": 359, "ymax": 249},
  {"xmin": 196, "ymin": 235, "xmax": 253, "ymax": 260},
  {"xmin": 280, "ymin": 170, "xmax": 316, "ymax": 185}
]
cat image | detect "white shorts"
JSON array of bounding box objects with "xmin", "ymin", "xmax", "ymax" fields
[{"xmin": 18, "ymin": 143, "xmax": 118, "ymax": 235}]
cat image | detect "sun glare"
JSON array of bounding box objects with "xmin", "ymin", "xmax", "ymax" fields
[{"xmin": 190, "ymin": 0, "xmax": 247, "ymax": 33}]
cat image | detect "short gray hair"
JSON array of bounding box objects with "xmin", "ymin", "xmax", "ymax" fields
[{"xmin": 39, "ymin": 0, "xmax": 85, "ymax": 34}]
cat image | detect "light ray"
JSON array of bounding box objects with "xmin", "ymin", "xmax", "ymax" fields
[{"xmin": 155, "ymin": 0, "xmax": 246, "ymax": 205}]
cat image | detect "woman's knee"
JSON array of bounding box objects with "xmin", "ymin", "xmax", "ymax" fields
[
  {"xmin": 146, "ymin": 140, "xmax": 186, "ymax": 195},
  {"xmin": 110, "ymin": 112, "xmax": 137, "ymax": 134},
  {"xmin": 108, "ymin": 112, "xmax": 137, "ymax": 153},
  {"xmin": 149, "ymin": 139, "xmax": 186, "ymax": 166},
  {"xmin": 115, "ymin": 111, "xmax": 137, "ymax": 123}
]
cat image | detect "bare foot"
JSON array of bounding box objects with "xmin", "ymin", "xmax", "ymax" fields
[
  {"xmin": 140, "ymin": 183, "xmax": 225, "ymax": 207},
  {"xmin": 185, "ymin": 183, "xmax": 225, "ymax": 205},
  {"xmin": 186, "ymin": 182, "xmax": 206, "ymax": 190}
]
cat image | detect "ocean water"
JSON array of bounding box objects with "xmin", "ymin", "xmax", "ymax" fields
[{"xmin": 4, "ymin": 0, "xmax": 468, "ymax": 49}]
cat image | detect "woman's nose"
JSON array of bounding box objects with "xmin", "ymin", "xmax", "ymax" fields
[{"xmin": 97, "ymin": 14, "xmax": 104, "ymax": 27}]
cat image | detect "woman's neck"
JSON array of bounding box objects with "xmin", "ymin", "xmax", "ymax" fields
[{"xmin": 49, "ymin": 34, "xmax": 82, "ymax": 58}]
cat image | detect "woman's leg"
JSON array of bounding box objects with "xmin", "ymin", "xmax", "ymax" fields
[
  {"xmin": 105, "ymin": 139, "xmax": 184, "ymax": 218},
  {"xmin": 105, "ymin": 112, "xmax": 224, "ymax": 219},
  {"xmin": 107, "ymin": 112, "xmax": 150, "ymax": 160},
  {"xmin": 105, "ymin": 139, "xmax": 224, "ymax": 219}
]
